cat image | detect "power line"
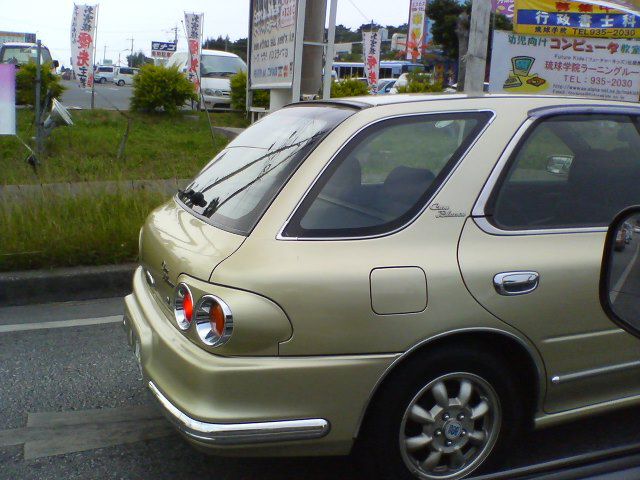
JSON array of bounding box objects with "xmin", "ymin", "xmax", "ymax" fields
[{"xmin": 346, "ymin": 0, "xmax": 371, "ymax": 23}]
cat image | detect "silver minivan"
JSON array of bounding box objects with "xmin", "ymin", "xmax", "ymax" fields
[
  {"xmin": 113, "ymin": 66, "xmax": 139, "ymax": 86},
  {"xmin": 94, "ymin": 65, "xmax": 115, "ymax": 84}
]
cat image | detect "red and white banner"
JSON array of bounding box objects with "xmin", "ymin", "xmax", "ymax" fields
[
  {"xmin": 406, "ymin": 0, "xmax": 427, "ymax": 60},
  {"xmin": 185, "ymin": 12, "xmax": 203, "ymax": 91},
  {"xmin": 363, "ymin": 30, "xmax": 381, "ymax": 93},
  {"xmin": 71, "ymin": 4, "xmax": 98, "ymax": 88}
]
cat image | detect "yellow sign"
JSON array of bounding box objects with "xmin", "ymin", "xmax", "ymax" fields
[{"xmin": 514, "ymin": 0, "xmax": 640, "ymax": 37}]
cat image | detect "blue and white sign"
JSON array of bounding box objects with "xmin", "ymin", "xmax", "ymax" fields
[{"xmin": 151, "ymin": 41, "xmax": 177, "ymax": 58}]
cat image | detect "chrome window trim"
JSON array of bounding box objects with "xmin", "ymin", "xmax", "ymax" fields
[
  {"xmin": 148, "ymin": 381, "xmax": 330, "ymax": 445},
  {"xmin": 471, "ymin": 109, "xmax": 629, "ymax": 236},
  {"xmin": 276, "ymin": 109, "xmax": 497, "ymax": 242}
]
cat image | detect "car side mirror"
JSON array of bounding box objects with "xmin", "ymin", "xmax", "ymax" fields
[
  {"xmin": 601, "ymin": 206, "xmax": 640, "ymax": 338},
  {"xmin": 546, "ymin": 155, "xmax": 573, "ymax": 175},
  {"xmin": 52, "ymin": 60, "xmax": 59, "ymax": 69}
]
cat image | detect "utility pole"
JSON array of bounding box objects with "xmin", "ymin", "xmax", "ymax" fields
[
  {"xmin": 103, "ymin": 44, "xmax": 107, "ymax": 63},
  {"xmin": 34, "ymin": 40, "xmax": 42, "ymax": 158},
  {"xmin": 465, "ymin": 0, "xmax": 491, "ymax": 94},
  {"xmin": 126, "ymin": 37, "xmax": 134, "ymax": 66},
  {"xmin": 172, "ymin": 25, "xmax": 178, "ymax": 45}
]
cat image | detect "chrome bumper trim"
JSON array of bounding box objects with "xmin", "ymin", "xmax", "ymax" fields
[{"xmin": 148, "ymin": 381, "xmax": 330, "ymax": 445}]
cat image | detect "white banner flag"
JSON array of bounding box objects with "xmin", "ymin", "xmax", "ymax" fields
[
  {"xmin": 0, "ymin": 65, "xmax": 16, "ymax": 136},
  {"xmin": 71, "ymin": 4, "xmax": 98, "ymax": 88},
  {"xmin": 363, "ymin": 30, "xmax": 381, "ymax": 93},
  {"xmin": 185, "ymin": 12, "xmax": 203, "ymax": 91},
  {"xmin": 406, "ymin": 0, "xmax": 427, "ymax": 61}
]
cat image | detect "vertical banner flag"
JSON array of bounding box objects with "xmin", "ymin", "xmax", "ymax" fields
[
  {"xmin": 363, "ymin": 30, "xmax": 382, "ymax": 93},
  {"xmin": 0, "ymin": 64, "xmax": 16, "ymax": 136},
  {"xmin": 407, "ymin": 0, "xmax": 427, "ymax": 61},
  {"xmin": 71, "ymin": 4, "xmax": 98, "ymax": 88},
  {"xmin": 185, "ymin": 12, "xmax": 203, "ymax": 91}
]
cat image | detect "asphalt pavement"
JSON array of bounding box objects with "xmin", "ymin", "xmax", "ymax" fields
[
  {"xmin": 60, "ymin": 79, "xmax": 132, "ymax": 110},
  {"xmin": 1, "ymin": 297, "xmax": 639, "ymax": 479}
]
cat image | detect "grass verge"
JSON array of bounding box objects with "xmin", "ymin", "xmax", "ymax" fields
[
  {"xmin": 0, "ymin": 189, "xmax": 167, "ymax": 272},
  {"xmin": 0, "ymin": 109, "xmax": 248, "ymax": 185}
]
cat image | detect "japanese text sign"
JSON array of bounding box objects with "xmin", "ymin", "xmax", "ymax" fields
[
  {"xmin": 407, "ymin": 0, "xmax": 427, "ymax": 60},
  {"xmin": 363, "ymin": 30, "xmax": 381, "ymax": 93},
  {"xmin": 184, "ymin": 13, "xmax": 203, "ymax": 90},
  {"xmin": 489, "ymin": 30, "xmax": 640, "ymax": 100},
  {"xmin": 514, "ymin": 0, "xmax": 640, "ymax": 38},
  {"xmin": 151, "ymin": 41, "xmax": 177, "ymax": 58},
  {"xmin": 71, "ymin": 4, "xmax": 98, "ymax": 88},
  {"xmin": 250, "ymin": 0, "xmax": 298, "ymax": 89},
  {"xmin": 0, "ymin": 65, "xmax": 16, "ymax": 136}
]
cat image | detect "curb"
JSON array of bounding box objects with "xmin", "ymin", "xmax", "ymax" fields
[{"xmin": 0, "ymin": 263, "xmax": 137, "ymax": 307}]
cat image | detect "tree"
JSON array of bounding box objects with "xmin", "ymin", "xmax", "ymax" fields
[
  {"xmin": 130, "ymin": 65, "xmax": 198, "ymax": 114},
  {"xmin": 16, "ymin": 63, "xmax": 65, "ymax": 110},
  {"xmin": 428, "ymin": 0, "xmax": 470, "ymax": 59},
  {"xmin": 127, "ymin": 51, "xmax": 153, "ymax": 68}
]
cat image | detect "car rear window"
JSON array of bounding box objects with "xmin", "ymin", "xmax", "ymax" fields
[{"xmin": 177, "ymin": 104, "xmax": 356, "ymax": 235}]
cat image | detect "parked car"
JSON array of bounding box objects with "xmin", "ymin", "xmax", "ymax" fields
[
  {"xmin": 0, "ymin": 42, "xmax": 58, "ymax": 72},
  {"xmin": 166, "ymin": 49, "xmax": 246, "ymax": 110},
  {"xmin": 376, "ymin": 78, "xmax": 396, "ymax": 95},
  {"xmin": 444, "ymin": 82, "xmax": 490, "ymax": 93},
  {"xmin": 123, "ymin": 94, "xmax": 640, "ymax": 480},
  {"xmin": 112, "ymin": 66, "xmax": 139, "ymax": 86},
  {"xmin": 94, "ymin": 65, "xmax": 115, "ymax": 84}
]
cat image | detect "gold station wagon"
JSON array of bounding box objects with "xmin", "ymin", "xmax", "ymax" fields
[{"xmin": 123, "ymin": 94, "xmax": 640, "ymax": 480}]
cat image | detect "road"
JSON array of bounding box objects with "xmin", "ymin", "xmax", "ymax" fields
[
  {"xmin": 60, "ymin": 80, "xmax": 132, "ymax": 110},
  {"xmin": 1, "ymin": 297, "xmax": 639, "ymax": 479}
]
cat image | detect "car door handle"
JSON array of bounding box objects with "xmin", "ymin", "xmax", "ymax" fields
[{"xmin": 493, "ymin": 271, "xmax": 540, "ymax": 296}]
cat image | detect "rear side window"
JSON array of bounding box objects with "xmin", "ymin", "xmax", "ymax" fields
[
  {"xmin": 489, "ymin": 114, "xmax": 640, "ymax": 230},
  {"xmin": 282, "ymin": 112, "xmax": 492, "ymax": 238}
]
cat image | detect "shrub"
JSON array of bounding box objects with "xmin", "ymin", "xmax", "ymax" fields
[
  {"xmin": 230, "ymin": 71, "xmax": 269, "ymax": 110},
  {"xmin": 131, "ymin": 65, "xmax": 198, "ymax": 114},
  {"xmin": 396, "ymin": 72, "xmax": 444, "ymax": 94},
  {"xmin": 15, "ymin": 63, "xmax": 65, "ymax": 110},
  {"xmin": 330, "ymin": 78, "xmax": 370, "ymax": 98}
]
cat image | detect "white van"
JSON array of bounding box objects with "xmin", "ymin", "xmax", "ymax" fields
[
  {"xmin": 94, "ymin": 65, "xmax": 115, "ymax": 84},
  {"xmin": 166, "ymin": 49, "xmax": 247, "ymax": 110},
  {"xmin": 113, "ymin": 66, "xmax": 139, "ymax": 86}
]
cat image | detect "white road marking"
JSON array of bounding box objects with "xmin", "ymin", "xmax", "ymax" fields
[
  {"xmin": 0, "ymin": 315, "xmax": 122, "ymax": 333},
  {"xmin": 611, "ymin": 240, "xmax": 640, "ymax": 303}
]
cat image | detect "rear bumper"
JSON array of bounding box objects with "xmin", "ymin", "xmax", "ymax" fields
[
  {"xmin": 123, "ymin": 266, "xmax": 396, "ymax": 455},
  {"xmin": 148, "ymin": 380, "xmax": 329, "ymax": 445}
]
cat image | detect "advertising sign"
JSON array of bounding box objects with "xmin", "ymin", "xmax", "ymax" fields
[
  {"xmin": 406, "ymin": 0, "xmax": 427, "ymax": 60},
  {"xmin": 0, "ymin": 65, "xmax": 16, "ymax": 136},
  {"xmin": 0, "ymin": 31, "xmax": 36, "ymax": 44},
  {"xmin": 492, "ymin": 0, "xmax": 515, "ymax": 19},
  {"xmin": 489, "ymin": 30, "xmax": 640, "ymax": 101},
  {"xmin": 184, "ymin": 12, "xmax": 203, "ymax": 91},
  {"xmin": 70, "ymin": 4, "xmax": 98, "ymax": 88},
  {"xmin": 363, "ymin": 30, "xmax": 381, "ymax": 93},
  {"xmin": 514, "ymin": 0, "xmax": 640, "ymax": 38},
  {"xmin": 250, "ymin": 0, "xmax": 298, "ymax": 89},
  {"xmin": 151, "ymin": 41, "xmax": 177, "ymax": 59}
]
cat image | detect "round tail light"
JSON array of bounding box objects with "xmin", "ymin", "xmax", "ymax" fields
[
  {"xmin": 174, "ymin": 283, "xmax": 194, "ymax": 330},
  {"xmin": 194, "ymin": 296, "xmax": 233, "ymax": 347}
]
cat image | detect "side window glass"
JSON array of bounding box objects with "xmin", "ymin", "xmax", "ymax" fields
[
  {"xmin": 490, "ymin": 115, "xmax": 640, "ymax": 230},
  {"xmin": 283, "ymin": 112, "xmax": 491, "ymax": 238}
]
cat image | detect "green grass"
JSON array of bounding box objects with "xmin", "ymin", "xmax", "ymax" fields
[
  {"xmin": 0, "ymin": 189, "xmax": 167, "ymax": 271},
  {"xmin": 0, "ymin": 109, "xmax": 249, "ymax": 185}
]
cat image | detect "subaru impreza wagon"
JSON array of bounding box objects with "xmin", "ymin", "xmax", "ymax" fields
[{"xmin": 123, "ymin": 94, "xmax": 640, "ymax": 479}]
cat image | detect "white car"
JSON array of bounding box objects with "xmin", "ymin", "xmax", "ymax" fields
[
  {"xmin": 166, "ymin": 49, "xmax": 247, "ymax": 110},
  {"xmin": 94, "ymin": 65, "xmax": 116, "ymax": 84},
  {"xmin": 113, "ymin": 66, "xmax": 139, "ymax": 86}
]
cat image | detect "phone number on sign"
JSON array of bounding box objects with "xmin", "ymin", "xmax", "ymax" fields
[
  {"xmin": 590, "ymin": 77, "xmax": 634, "ymax": 87},
  {"xmin": 571, "ymin": 28, "xmax": 637, "ymax": 37}
]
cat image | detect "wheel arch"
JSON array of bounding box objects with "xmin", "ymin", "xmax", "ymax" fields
[{"xmin": 354, "ymin": 327, "xmax": 547, "ymax": 439}]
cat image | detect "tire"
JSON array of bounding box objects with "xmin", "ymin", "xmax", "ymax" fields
[
  {"xmin": 118, "ymin": 80, "xmax": 125, "ymax": 86},
  {"xmin": 357, "ymin": 346, "xmax": 524, "ymax": 480},
  {"xmin": 99, "ymin": 77, "xmax": 106, "ymax": 84}
]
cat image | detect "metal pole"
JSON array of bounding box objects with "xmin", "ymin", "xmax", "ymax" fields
[
  {"xmin": 291, "ymin": 0, "xmax": 307, "ymax": 103},
  {"xmin": 91, "ymin": 5, "xmax": 99, "ymax": 109},
  {"xmin": 465, "ymin": 0, "xmax": 491, "ymax": 94},
  {"xmin": 34, "ymin": 40, "xmax": 42, "ymax": 157},
  {"xmin": 323, "ymin": 0, "xmax": 338, "ymax": 100}
]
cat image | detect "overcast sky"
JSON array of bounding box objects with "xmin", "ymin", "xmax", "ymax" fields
[{"xmin": 1, "ymin": 0, "xmax": 412, "ymax": 67}]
